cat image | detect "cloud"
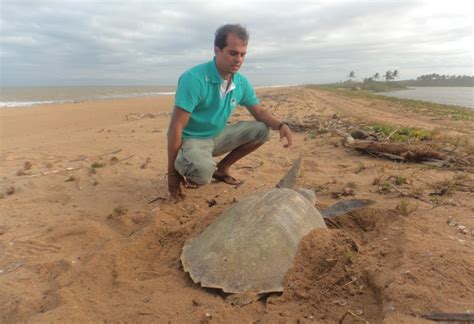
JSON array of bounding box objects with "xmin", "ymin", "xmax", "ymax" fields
[{"xmin": 1, "ymin": 0, "xmax": 472, "ymax": 86}]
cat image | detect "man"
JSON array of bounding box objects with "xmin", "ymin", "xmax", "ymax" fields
[{"xmin": 168, "ymin": 24, "xmax": 292, "ymax": 200}]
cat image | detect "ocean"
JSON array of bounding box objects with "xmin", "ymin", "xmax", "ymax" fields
[
  {"xmin": 0, "ymin": 86, "xmax": 176, "ymax": 108},
  {"xmin": 378, "ymin": 87, "xmax": 474, "ymax": 108},
  {"xmin": 1, "ymin": 85, "xmax": 473, "ymax": 109}
]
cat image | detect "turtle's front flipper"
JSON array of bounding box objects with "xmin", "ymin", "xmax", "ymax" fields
[
  {"xmin": 321, "ymin": 199, "xmax": 375, "ymax": 218},
  {"xmin": 276, "ymin": 157, "xmax": 302, "ymax": 189}
]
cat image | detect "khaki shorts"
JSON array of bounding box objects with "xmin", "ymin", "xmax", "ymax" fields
[{"xmin": 175, "ymin": 121, "xmax": 270, "ymax": 185}]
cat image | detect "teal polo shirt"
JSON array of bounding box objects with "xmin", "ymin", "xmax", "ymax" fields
[{"xmin": 175, "ymin": 59, "xmax": 260, "ymax": 139}]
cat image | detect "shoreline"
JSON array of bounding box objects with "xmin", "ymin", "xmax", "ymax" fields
[
  {"xmin": 0, "ymin": 84, "xmax": 300, "ymax": 109},
  {"xmin": 0, "ymin": 92, "xmax": 176, "ymax": 109},
  {"xmin": 2, "ymin": 84, "xmax": 472, "ymax": 110}
]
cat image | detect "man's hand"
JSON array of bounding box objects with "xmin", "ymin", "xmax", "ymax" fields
[
  {"xmin": 246, "ymin": 104, "xmax": 293, "ymax": 148},
  {"xmin": 279, "ymin": 124, "xmax": 293, "ymax": 148},
  {"xmin": 168, "ymin": 172, "xmax": 185, "ymax": 201}
]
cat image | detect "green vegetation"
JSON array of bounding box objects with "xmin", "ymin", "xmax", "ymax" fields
[
  {"xmin": 306, "ymin": 86, "xmax": 474, "ymax": 121},
  {"xmin": 396, "ymin": 199, "xmax": 418, "ymax": 216},
  {"xmin": 323, "ymin": 71, "xmax": 473, "ymax": 90},
  {"xmin": 364, "ymin": 123, "xmax": 433, "ymax": 142},
  {"xmin": 314, "ymin": 81, "xmax": 405, "ymax": 93},
  {"xmin": 112, "ymin": 206, "xmax": 128, "ymax": 216},
  {"xmin": 91, "ymin": 162, "xmax": 106, "ymax": 168},
  {"xmin": 400, "ymin": 74, "xmax": 474, "ymax": 87},
  {"xmin": 306, "ymin": 127, "xmax": 328, "ymax": 139}
]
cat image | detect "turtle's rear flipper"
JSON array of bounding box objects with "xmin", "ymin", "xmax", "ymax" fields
[
  {"xmin": 226, "ymin": 293, "xmax": 263, "ymax": 306},
  {"xmin": 321, "ymin": 199, "xmax": 375, "ymax": 218}
]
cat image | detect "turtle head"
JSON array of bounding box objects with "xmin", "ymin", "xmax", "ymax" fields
[{"xmin": 296, "ymin": 187, "xmax": 317, "ymax": 205}]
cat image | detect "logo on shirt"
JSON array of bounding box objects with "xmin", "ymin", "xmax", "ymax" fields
[{"xmin": 231, "ymin": 98, "xmax": 237, "ymax": 107}]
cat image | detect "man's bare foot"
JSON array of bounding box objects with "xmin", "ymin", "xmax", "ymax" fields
[
  {"xmin": 184, "ymin": 179, "xmax": 200, "ymax": 189},
  {"xmin": 212, "ymin": 172, "xmax": 244, "ymax": 185}
]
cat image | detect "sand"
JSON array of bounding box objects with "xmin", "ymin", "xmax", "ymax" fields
[{"xmin": 1, "ymin": 86, "xmax": 473, "ymax": 322}]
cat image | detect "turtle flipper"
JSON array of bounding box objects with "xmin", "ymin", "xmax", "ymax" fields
[
  {"xmin": 276, "ymin": 157, "xmax": 302, "ymax": 189},
  {"xmin": 321, "ymin": 199, "xmax": 375, "ymax": 218},
  {"xmin": 226, "ymin": 293, "xmax": 262, "ymax": 306}
]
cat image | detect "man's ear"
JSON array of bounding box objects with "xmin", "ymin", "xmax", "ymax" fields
[{"xmin": 214, "ymin": 46, "xmax": 220, "ymax": 55}]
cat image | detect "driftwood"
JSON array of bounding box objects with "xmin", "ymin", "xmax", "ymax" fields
[{"xmin": 350, "ymin": 140, "xmax": 446, "ymax": 162}]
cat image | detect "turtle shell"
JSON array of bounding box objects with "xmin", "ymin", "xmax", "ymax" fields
[{"xmin": 180, "ymin": 188, "xmax": 327, "ymax": 294}]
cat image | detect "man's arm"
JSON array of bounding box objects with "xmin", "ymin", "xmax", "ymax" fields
[
  {"xmin": 167, "ymin": 106, "xmax": 191, "ymax": 199},
  {"xmin": 246, "ymin": 104, "xmax": 293, "ymax": 148}
]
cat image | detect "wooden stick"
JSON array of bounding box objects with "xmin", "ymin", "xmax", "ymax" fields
[
  {"xmin": 234, "ymin": 161, "xmax": 264, "ymax": 170},
  {"xmin": 98, "ymin": 148, "xmax": 123, "ymax": 158},
  {"xmin": 118, "ymin": 155, "xmax": 134, "ymax": 162},
  {"xmin": 386, "ymin": 127, "xmax": 400, "ymax": 140},
  {"xmin": 389, "ymin": 184, "xmax": 432, "ymax": 204},
  {"xmin": 421, "ymin": 312, "xmax": 474, "ymax": 322},
  {"xmin": 339, "ymin": 310, "xmax": 369, "ymax": 324},
  {"xmin": 25, "ymin": 166, "xmax": 83, "ymax": 178},
  {"xmin": 69, "ymin": 155, "xmax": 88, "ymax": 162},
  {"xmin": 148, "ymin": 196, "xmax": 167, "ymax": 204}
]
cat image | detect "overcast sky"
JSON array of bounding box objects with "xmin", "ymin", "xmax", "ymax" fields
[{"xmin": 1, "ymin": 0, "xmax": 473, "ymax": 86}]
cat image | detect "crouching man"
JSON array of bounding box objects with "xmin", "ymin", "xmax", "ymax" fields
[{"xmin": 167, "ymin": 24, "xmax": 292, "ymax": 200}]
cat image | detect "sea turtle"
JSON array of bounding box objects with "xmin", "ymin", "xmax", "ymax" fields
[{"xmin": 180, "ymin": 158, "xmax": 373, "ymax": 304}]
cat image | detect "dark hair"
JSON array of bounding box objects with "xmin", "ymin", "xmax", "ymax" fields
[{"xmin": 214, "ymin": 24, "xmax": 249, "ymax": 50}]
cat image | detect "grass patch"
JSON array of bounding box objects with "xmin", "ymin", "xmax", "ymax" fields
[
  {"xmin": 306, "ymin": 85, "xmax": 474, "ymax": 121},
  {"xmin": 364, "ymin": 123, "xmax": 432, "ymax": 142},
  {"xmin": 393, "ymin": 176, "xmax": 407, "ymax": 186},
  {"xmin": 396, "ymin": 199, "xmax": 419, "ymax": 216},
  {"xmin": 307, "ymin": 128, "xmax": 328, "ymax": 139},
  {"xmin": 91, "ymin": 162, "xmax": 106, "ymax": 168},
  {"xmin": 313, "ymin": 81, "xmax": 406, "ymax": 93},
  {"xmin": 112, "ymin": 206, "xmax": 128, "ymax": 217},
  {"xmin": 430, "ymin": 179, "xmax": 456, "ymax": 196}
]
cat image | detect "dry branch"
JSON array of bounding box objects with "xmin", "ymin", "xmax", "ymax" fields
[
  {"xmin": 339, "ymin": 310, "xmax": 369, "ymax": 324},
  {"xmin": 25, "ymin": 166, "xmax": 83, "ymax": 178},
  {"xmin": 350, "ymin": 140, "xmax": 446, "ymax": 162},
  {"xmin": 99, "ymin": 148, "xmax": 123, "ymax": 158},
  {"xmin": 421, "ymin": 312, "xmax": 474, "ymax": 322}
]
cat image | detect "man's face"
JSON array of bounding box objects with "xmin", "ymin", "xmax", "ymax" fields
[{"xmin": 215, "ymin": 32, "xmax": 247, "ymax": 77}]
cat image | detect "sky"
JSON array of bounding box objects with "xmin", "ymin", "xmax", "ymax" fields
[{"xmin": 1, "ymin": 0, "xmax": 473, "ymax": 86}]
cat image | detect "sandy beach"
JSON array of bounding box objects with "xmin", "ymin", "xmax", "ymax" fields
[{"xmin": 1, "ymin": 86, "xmax": 473, "ymax": 322}]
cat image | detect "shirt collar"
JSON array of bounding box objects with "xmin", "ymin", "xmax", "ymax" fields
[{"xmin": 209, "ymin": 58, "xmax": 239, "ymax": 84}]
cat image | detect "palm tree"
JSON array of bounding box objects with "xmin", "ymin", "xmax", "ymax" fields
[
  {"xmin": 373, "ymin": 72, "xmax": 380, "ymax": 80},
  {"xmin": 348, "ymin": 71, "xmax": 356, "ymax": 82},
  {"xmin": 393, "ymin": 70, "xmax": 399, "ymax": 80},
  {"xmin": 384, "ymin": 70, "xmax": 393, "ymax": 82}
]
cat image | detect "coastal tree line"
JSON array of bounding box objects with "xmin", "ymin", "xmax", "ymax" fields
[
  {"xmin": 347, "ymin": 70, "xmax": 400, "ymax": 83},
  {"xmin": 416, "ymin": 74, "xmax": 473, "ymax": 81},
  {"xmin": 345, "ymin": 71, "xmax": 473, "ymax": 87}
]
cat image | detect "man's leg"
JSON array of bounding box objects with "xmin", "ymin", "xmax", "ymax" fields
[
  {"xmin": 212, "ymin": 121, "xmax": 270, "ymax": 184},
  {"xmin": 174, "ymin": 138, "xmax": 216, "ymax": 186}
]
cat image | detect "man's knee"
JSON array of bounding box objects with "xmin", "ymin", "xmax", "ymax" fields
[
  {"xmin": 177, "ymin": 160, "xmax": 215, "ymax": 185},
  {"xmin": 253, "ymin": 121, "xmax": 271, "ymax": 144},
  {"xmin": 175, "ymin": 139, "xmax": 215, "ymax": 186}
]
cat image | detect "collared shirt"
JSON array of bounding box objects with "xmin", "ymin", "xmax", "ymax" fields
[
  {"xmin": 220, "ymin": 79, "xmax": 235, "ymax": 98},
  {"xmin": 175, "ymin": 59, "xmax": 260, "ymax": 139}
]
